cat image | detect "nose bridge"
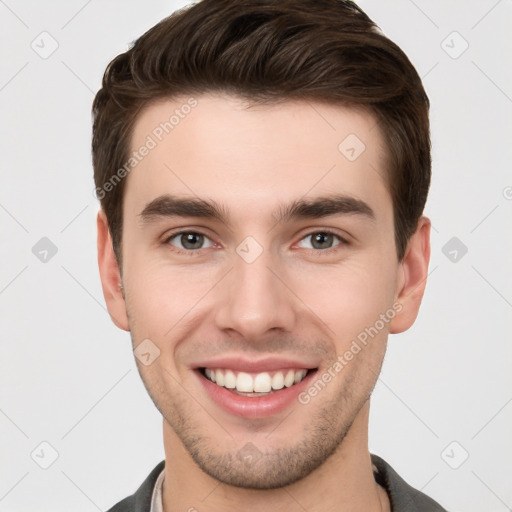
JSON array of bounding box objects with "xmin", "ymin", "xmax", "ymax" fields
[{"xmin": 215, "ymin": 239, "xmax": 296, "ymax": 339}]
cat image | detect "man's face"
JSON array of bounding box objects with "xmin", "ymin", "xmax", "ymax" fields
[{"xmin": 118, "ymin": 94, "xmax": 402, "ymax": 487}]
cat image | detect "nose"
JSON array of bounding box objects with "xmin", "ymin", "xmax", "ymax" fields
[{"xmin": 214, "ymin": 244, "xmax": 297, "ymax": 343}]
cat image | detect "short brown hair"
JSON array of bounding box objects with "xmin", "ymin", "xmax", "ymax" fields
[{"xmin": 92, "ymin": 0, "xmax": 431, "ymax": 264}]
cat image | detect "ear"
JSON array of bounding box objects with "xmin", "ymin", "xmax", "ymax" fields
[
  {"xmin": 97, "ymin": 209, "xmax": 130, "ymax": 331},
  {"xmin": 389, "ymin": 216, "xmax": 431, "ymax": 334}
]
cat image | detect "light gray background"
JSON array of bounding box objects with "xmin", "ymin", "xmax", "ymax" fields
[{"xmin": 1, "ymin": 1, "xmax": 511, "ymax": 510}]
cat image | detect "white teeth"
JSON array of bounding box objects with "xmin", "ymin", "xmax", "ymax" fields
[
  {"xmin": 224, "ymin": 370, "xmax": 236, "ymax": 388},
  {"xmin": 215, "ymin": 369, "xmax": 224, "ymax": 386},
  {"xmin": 294, "ymin": 369, "xmax": 307, "ymax": 384},
  {"xmin": 204, "ymin": 367, "xmax": 310, "ymax": 393},
  {"xmin": 254, "ymin": 372, "xmax": 272, "ymax": 392},
  {"xmin": 271, "ymin": 372, "xmax": 284, "ymax": 390},
  {"xmin": 284, "ymin": 369, "xmax": 295, "ymax": 387},
  {"xmin": 236, "ymin": 372, "xmax": 254, "ymax": 392}
]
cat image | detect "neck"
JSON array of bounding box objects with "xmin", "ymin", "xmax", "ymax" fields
[{"xmin": 162, "ymin": 401, "xmax": 389, "ymax": 512}]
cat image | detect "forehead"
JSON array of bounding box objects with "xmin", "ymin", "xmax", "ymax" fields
[{"xmin": 124, "ymin": 93, "xmax": 392, "ymax": 227}]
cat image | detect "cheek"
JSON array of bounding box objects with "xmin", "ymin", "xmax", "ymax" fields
[
  {"xmin": 123, "ymin": 236, "xmax": 398, "ymax": 342},
  {"xmin": 289, "ymin": 255, "xmax": 397, "ymax": 341},
  {"xmin": 123, "ymin": 253, "xmax": 219, "ymax": 342}
]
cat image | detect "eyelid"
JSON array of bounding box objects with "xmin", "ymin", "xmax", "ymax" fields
[{"xmin": 162, "ymin": 226, "xmax": 215, "ymax": 242}]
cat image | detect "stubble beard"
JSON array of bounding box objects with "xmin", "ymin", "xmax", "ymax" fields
[{"xmin": 136, "ymin": 354, "xmax": 378, "ymax": 490}]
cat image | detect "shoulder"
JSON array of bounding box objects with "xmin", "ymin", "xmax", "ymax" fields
[
  {"xmin": 106, "ymin": 460, "xmax": 166, "ymax": 512},
  {"xmin": 371, "ymin": 453, "xmax": 448, "ymax": 512}
]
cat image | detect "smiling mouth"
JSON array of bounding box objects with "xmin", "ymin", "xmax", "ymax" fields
[{"xmin": 199, "ymin": 367, "xmax": 315, "ymax": 397}]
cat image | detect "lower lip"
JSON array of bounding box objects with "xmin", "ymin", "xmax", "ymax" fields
[{"xmin": 195, "ymin": 369, "xmax": 317, "ymax": 419}]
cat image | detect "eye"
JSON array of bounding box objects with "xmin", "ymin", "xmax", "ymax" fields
[
  {"xmin": 297, "ymin": 231, "xmax": 346, "ymax": 251},
  {"xmin": 165, "ymin": 231, "xmax": 215, "ymax": 252}
]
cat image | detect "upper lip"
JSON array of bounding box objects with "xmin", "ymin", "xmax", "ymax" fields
[{"xmin": 194, "ymin": 356, "xmax": 319, "ymax": 373}]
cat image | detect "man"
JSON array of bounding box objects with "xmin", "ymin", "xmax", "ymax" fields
[{"xmin": 93, "ymin": 0, "xmax": 447, "ymax": 510}]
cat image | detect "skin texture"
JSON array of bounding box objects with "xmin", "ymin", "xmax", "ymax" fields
[{"xmin": 97, "ymin": 93, "xmax": 430, "ymax": 511}]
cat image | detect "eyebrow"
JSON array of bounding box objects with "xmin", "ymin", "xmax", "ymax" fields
[{"xmin": 138, "ymin": 193, "xmax": 375, "ymax": 225}]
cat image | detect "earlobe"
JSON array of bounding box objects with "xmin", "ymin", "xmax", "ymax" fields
[
  {"xmin": 97, "ymin": 209, "xmax": 130, "ymax": 331},
  {"xmin": 389, "ymin": 216, "xmax": 431, "ymax": 334}
]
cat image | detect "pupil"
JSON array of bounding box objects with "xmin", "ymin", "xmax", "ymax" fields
[
  {"xmin": 182, "ymin": 233, "xmax": 203, "ymax": 249},
  {"xmin": 313, "ymin": 233, "xmax": 332, "ymax": 249}
]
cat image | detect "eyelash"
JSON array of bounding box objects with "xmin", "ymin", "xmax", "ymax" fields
[{"xmin": 162, "ymin": 230, "xmax": 349, "ymax": 256}]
